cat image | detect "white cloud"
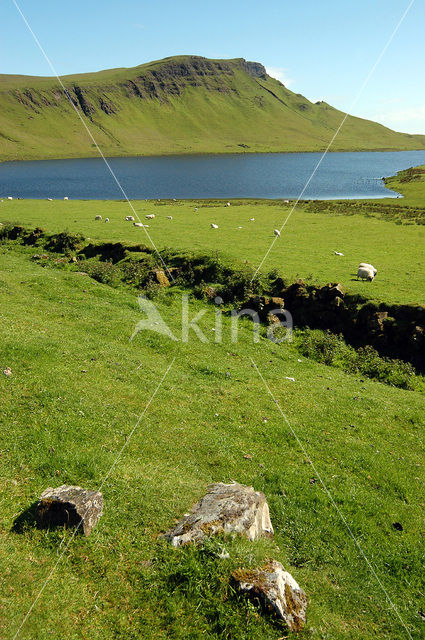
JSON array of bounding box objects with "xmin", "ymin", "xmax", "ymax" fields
[
  {"xmin": 265, "ymin": 67, "xmax": 294, "ymax": 87},
  {"xmin": 373, "ymin": 106, "xmax": 425, "ymax": 135}
]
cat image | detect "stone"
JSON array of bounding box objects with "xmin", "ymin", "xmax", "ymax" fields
[
  {"xmin": 35, "ymin": 485, "xmax": 103, "ymax": 536},
  {"xmin": 232, "ymin": 561, "xmax": 307, "ymax": 632},
  {"xmin": 165, "ymin": 482, "xmax": 273, "ymax": 546},
  {"xmin": 153, "ymin": 269, "xmax": 170, "ymax": 287}
]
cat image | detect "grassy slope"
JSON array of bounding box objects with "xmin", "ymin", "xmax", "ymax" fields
[
  {"xmin": 1, "ymin": 245, "xmax": 424, "ymax": 639},
  {"xmin": 1, "ymin": 56, "xmax": 425, "ymax": 161},
  {"xmin": 1, "ymin": 192, "xmax": 424, "ymax": 306}
]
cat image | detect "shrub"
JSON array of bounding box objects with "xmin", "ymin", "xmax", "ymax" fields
[
  {"xmin": 46, "ymin": 231, "xmax": 84, "ymax": 253},
  {"xmin": 79, "ymin": 260, "xmax": 121, "ymax": 286},
  {"xmin": 298, "ymin": 329, "xmax": 415, "ymax": 389}
]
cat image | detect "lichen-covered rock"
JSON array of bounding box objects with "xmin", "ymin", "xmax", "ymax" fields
[
  {"xmin": 165, "ymin": 482, "xmax": 273, "ymax": 546},
  {"xmin": 153, "ymin": 269, "xmax": 170, "ymax": 287},
  {"xmin": 36, "ymin": 485, "xmax": 103, "ymax": 536},
  {"xmin": 232, "ymin": 561, "xmax": 307, "ymax": 632}
]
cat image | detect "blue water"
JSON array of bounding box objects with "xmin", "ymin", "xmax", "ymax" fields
[{"xmin": 1, "ymin": 150, "xmax": 425, "ymax": 200}]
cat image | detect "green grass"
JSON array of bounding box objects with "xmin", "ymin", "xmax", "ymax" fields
[
  {"xmin": 1, "ymin": 55, "xmax": 424, "ymax": 161},
  {"xmin": 1, "ymin": 169, "xmax": 425, "ymax": 638},
  {"xmin": 1, "ymin": 244, "xmax": 425, "ymax": 639},
  {"xmin": 1, "ymin": 192, "xmax": 424, "ymax": 306}
]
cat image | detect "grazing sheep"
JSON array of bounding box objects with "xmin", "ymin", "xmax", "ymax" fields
[
  {"xmin": 273, "ymin": 229, "xmax": 281, "ymax": 237},
  {"xmin": 64, "ymin": 196, "xmax": 69, "ymax": 200},
  {"xmin": 47, "ymin": 198, "xmax": 53, "ymax": 201},
  {"xmin": 146, "ymin": 214, "xmax": 155, "ymax": 219},
  {"xmin": 334, "ymin": 251, "xmax": 344, "ymax": 256},
  {"xmin": 237, "ymin": 226, "xmax": 242, "ymax": 229},
  {"xmin": 357, "ymin": 266, "xmax": 375, "ymax": 281},
  {"xmin": 226, "ymin": 202, "xmax": 231, "ymax": 207},
  {"xmin": 125, "ymin": 216, "xmax": 135, "ymax": 221},
  {"xmin": 166, "ymin": 215, "xmax": 173, "ymax": 219},
  {"xmin": 195, "ymin": 207, "xmax": 198, "ymax": 212},
  {"xmin": 250, "ymin": 218, "xmax": 255, "ymax": 221},
  {"xmin": 94, "ymin": 215, "xmax": 102, "ymax": 221},
  {"xmin": 7, "ymin": 196, "xmax": 13, "ymax": 200},
  {"xmin": 134, "ymin": 222, "xmax": 149, "ymax": 228},
  {"xmin": 359, "ymin": 262, "xmax": 377, "ymax": 276},
  {"xmin": 283, "ymin": 199, "xmax": 289, "ymax": 204},
  {"xmin": 105, "ymin": 218, "xmax": 109, "ymax": 223},
  {"xmin": 211, "ymin": 223, "xmax": 219, "ymax": 229}
]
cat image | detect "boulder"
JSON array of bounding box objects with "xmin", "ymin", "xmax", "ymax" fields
[
  {"xmin": 232, "ymin": 561, "xmax": 307, "ymax": 632},
  {"xmin": 35, "ymin": 485, "xmax": 103, "ymax": 536},
  {"xmin": 165, "ymin": 482, "xmax": 273, "ymax": 546},
  {"xmin": 154, "ymin": 269, "xmax": 170, "ymax": 287}
]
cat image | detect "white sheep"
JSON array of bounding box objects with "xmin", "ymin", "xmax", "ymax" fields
[
  {"xmin": 146, "ymin": 214, "xmax": 155, "ymax": 219},
  {"xmin": 64, "ymin": 196, "xmax": 69, "ymax": 200},
  {"xmin": 125, "ymin": 216, "xmax": 135, "ymax": 221},
  {"xmin": 273, "ymin": 229, "xmax": 281, "ymax": 237},
  {"xmin": 166, "ymin": 216, "xmax": 173, "ymax": 219},
  {"xmin": 211, "ymin": 223, "xmax": 219, "ymax": 229},
  {"xmin": 94, "ymin": 215, "xmax": 102, "ymax": 220},
  {"xmin": 334, "ymin": 251, "xmax": 344, "ymax": 256},
  {"xmin": 359, "ymin": 262, "xmax": 377, "ymax": 276},
  {"xmin": 250, "ymin": 218, "xmax": 255, "ymax": 222},
  {"xmin": 134, "ymin": 222, "xmax": 149, "ymax": 228},
  {"xmin": 105, "ymin": 218, "xmax": 109, "ymax": 223},
  {"xmin": 47, "ymin": 198, "xmax": 53, "ymax": 201},
  {"xmin": 226, "ymin": 202, "xmax": 231, "ymax": 207},
  {"xmin": 283, "ymin": 199, "xmax": 289, "ymax": 204},
  {"xmin": 357, "ymin": 266, "xmax": 375, "ymax": 281}
]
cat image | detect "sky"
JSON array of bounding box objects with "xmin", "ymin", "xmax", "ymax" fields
[{"xmin": 1, "ymin": 0, "xmax": 424, "ymax": 134}]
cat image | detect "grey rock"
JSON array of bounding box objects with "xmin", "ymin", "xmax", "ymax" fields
[
  {"xmin": 165, "ymin": 482, "xmax": 273, "ymax": 546},
  {"xmin": 36, "ymin": 485, "xmax": 103, "ymax": 536},
  {"xmin": 232, "ymin": 560, "xmax": 307, "ymax": 631}
]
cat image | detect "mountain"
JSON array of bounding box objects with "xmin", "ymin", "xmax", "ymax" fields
[{"xmin": 1, "ymin": 55, "xmax": 424, "ymax": 161}]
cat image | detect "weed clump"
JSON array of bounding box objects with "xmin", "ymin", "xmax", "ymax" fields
[{"xmin": 298, "ymin": 329, "xmax": 415, "ymax": 389}]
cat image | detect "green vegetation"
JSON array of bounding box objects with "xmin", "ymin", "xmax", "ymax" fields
[
  {"xmin": 1, "ymin": 169, "xmax": 425, "ymax": 639},
  {"xmin": 1, "ymin": 188, "xmax": 424, "ymax": 306},
  {"xmin": 1, "ymin": 237, "xmax": 425, "ymax": 639},
  {"xmin": 1, "ymin": 55, "xmax": 425, "ymax": 161}
]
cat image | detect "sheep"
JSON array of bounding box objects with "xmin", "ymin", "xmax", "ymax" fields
[
  {"xmin": 134, "ymin": 222, "xmax": 149, "ymax": 228},
  {"xmin": 211, "ymin": 223, "xmax": 219, "ymax": 229},
  {"xmin": 250, "ymin": 218, "xmax": 255, "ymax": 221},
  {"xmin": 283, "ymin": 199, "xmax": 289, "ymax": 204},
  {"xmin": 273, "ymin": 229, "xmax": 281, "ymax": 237},
  {"xmin": 357, "ymin": 266, "xmax": 375, "ymax": 281},
  {"xmin": 226, "ymin": 202, "xmax": 231, "ymax": 207},
  {"xmin": 145, "ymin": 214, "xmax": 155, "ymax": 219},
  {"xmin": 47, "ymin": 198, "xmax": 53, "ymax": 201},
  {"xmin": 94, "ymin": 215, "xmax": 102, "ymax": 220},
  {"xmin": 125, "ymin": 216, "xmax": 135, "ymax": 221},
  {"xmin": 104, "ymin": 218, "xmax": 110, "ymax": 223},
  {"xmin": 358, "ymin": 262, "xmax": 377, "ymax": 276},
  {"xmin": 334, "ymin": 251, "xmax": 344, "ymax": 256},
  {"xmin": 195, "ymin": 207, "xmax": 198, "ymax": 212},
  {"xmin": 64, "ymin": 196, "xmax": 69, "ymax": 200},
  {"xmin": 7, "ymin": 196, "xmax": 13, "ymax": 200},
  {"xmin": 166, "ymin": 215, "xmax": 173, "ymax": 219}
]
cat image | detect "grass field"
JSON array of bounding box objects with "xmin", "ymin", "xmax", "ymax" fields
[
  {"xmin": 1, "ymin": 189, "xmax": 424, "ymax": 307},
  {"xmin": 1, "ymin": 55, "xmax": 425, "ymax": 162},
  {"xmin": 1, "ymin": 168, "xmax": 425, "ymax": 639},
  {"xmin": 1, "ymin": 245, "xmax": 425, "ymax": 639}
]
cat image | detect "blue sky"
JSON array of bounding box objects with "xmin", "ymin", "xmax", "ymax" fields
[{"xmin": 1, "ymin": 0, "xmax": 424, "ymax": 133}]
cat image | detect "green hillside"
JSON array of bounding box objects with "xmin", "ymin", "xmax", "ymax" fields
[{"xmin": 1, "ymin": 55, "xmax": 425, "ymax": 161}]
